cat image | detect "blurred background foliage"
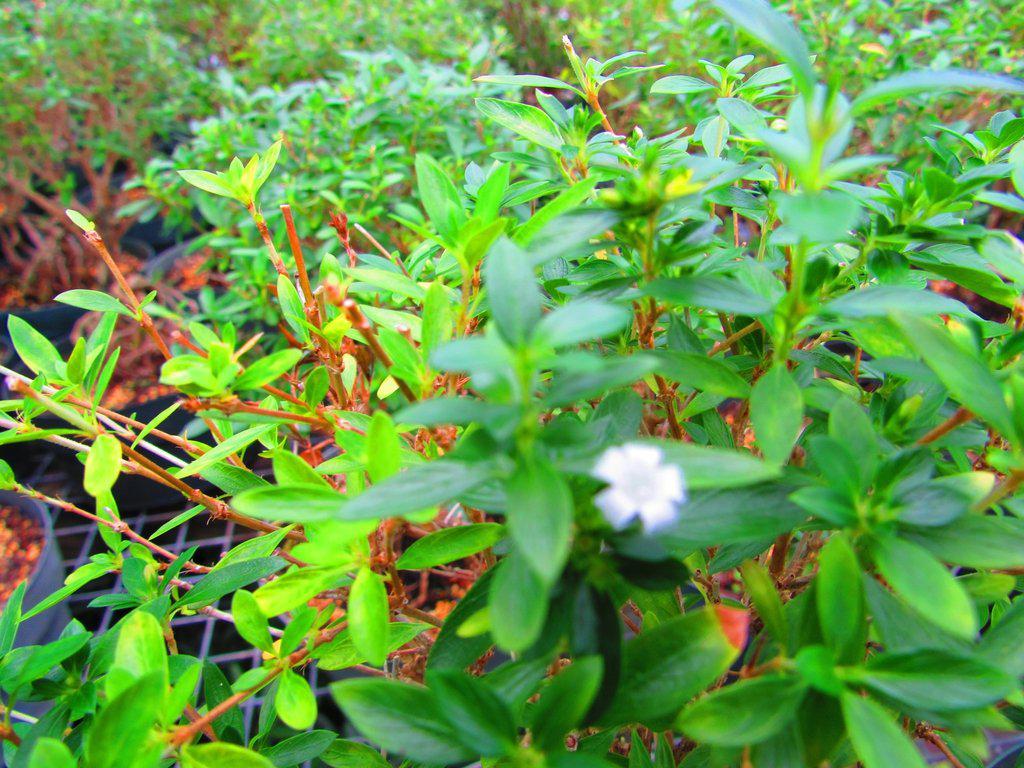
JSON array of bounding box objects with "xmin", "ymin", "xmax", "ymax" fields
[{"xmin": 1, "ymin": 0, "xmax": 1022, "ymax": 304}]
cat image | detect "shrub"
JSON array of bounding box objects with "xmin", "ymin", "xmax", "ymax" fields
[
  {"xmin": 0, "ymin": 1, "xmax": 202, "ymax": 305},
  {"xmin": 134, "ymin": 49, "xmax": 506, "ymax": 327},
  {"xmin": 1, "ymin": 1, "xmax": 1024, "ymax": 767}
]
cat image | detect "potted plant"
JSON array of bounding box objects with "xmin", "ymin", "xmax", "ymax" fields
[
  {"xmin": 0, "ymin": 1, "xmax": 202, "ymax": 348},
  {"xmin": 1, "ymin": 3, "xmax": 1024, "ymax": 766}
]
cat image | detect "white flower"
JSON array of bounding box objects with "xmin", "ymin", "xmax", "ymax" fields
[{"xmin": 592, "ymin": 443, "xmax": 686, "ymax": 532}]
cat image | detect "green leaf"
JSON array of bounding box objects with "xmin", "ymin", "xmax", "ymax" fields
[
  {"xmin": 717, "ymin": 97, "xmax": 766, "ymax": 136},
  {"xmin": 430, "ymin": 670, "xmax": 518, "ymax": 756},
  {"xmin": 54, "ymin": 289, "xmax": 132, "ymax": 316},
  {"xmin": 475, "ymin": 74, "xmax": 580, "ymax": 94},
  {"xmin": 262, "ymin": 733, "xmax": 342, "ymax": 768},
  {"xmin": 776, "ymin": 191, "xmax": 862, "ymax": 243},
  {"xmin": 181, "ymin": 743, "xmax": 276, "ymax": 768},
  {"xmin": 177, "ymin": 425, "xmax": 276, "ymax": 479},
  {"xmin": 84, "ymin": 433, "xmax": 123, "ymax": 497},
  {"xmin": 903, "ymin": 515, "xmax": 1024, "ymax": 569},
  {"xmin": 8, "ymin": 315, "xmax": 63, "ymax": 378},
  {"xmin": 840, "ymin": 692, "xmax": 927, "ymax": 768},
  {"xmin": 901, "ymin": 306, "xmax": 1016, "ymax": 420},
  {"xmin": 678, "ymin": 675, "xmax": 807, "ymax": 747},
  {"xmin": 656, "ymin": 352, "xmax": 750, "ymax": 398},
  {"xmin": 602, "ymin": 608, "xmax": 743, "ymax": 727},
  {"xmin": 530, "ymin": 657, "xmax": 604, "ymax": 751},
  {"xmin": 231, "ymin": 590, "xmax": 273, "ymax": 653},
  {"xmin": 314, "ymin": 622, "xmax": 430, "ymax": 670},
  {"xmin": 232, "ymin": 484, "xmax": 346, "ymax": 523},
  {"xmin": 750, "ymin": 365, "xmax": 803, "ymax": 465},
  {"xmin": 236, "ymin": 349, "xmax": 303, "ymax": 391},
  {"xmin": 421, "ymin": 282, "xmax": 454, "ymax": 360},
  {"xmin": 342, "ymin": 460, "xmax": 496, "ymax": 521},
  {"xmin": 651, "ymin": 76, "xmax": 716, "ymax": 95},
  {"xmin": 271, "ymin": 450, "xmax": 331, "ymax": 489},
  {"xmin": 853, "ymin": 69, "xmax": 1024, "ymax": 115},
  {"xmin": 534, "ymin": 300, "xmax": 631, "ymax": 348},
  {"xmin": 872, "ymin": 535, "xmax": 977, "ymax": 639},
  {"xmin": 332, "ymin": 678, "xmax": 475, "ymax": 764},
  {"xmin": 847, "ymin": 649, "xmax": 1015, "ymax": 711},
  {"xmin": 415, "ymin": 154, "xmax": 465, "ymax": 245},
  {"xmin": 979, "ymin": 598, "xmax": 1024, "ymax": 676},
  {"xmin": 177, "ymin": 169, "xmax": 240, "ymax": 200},
  {"xmin": 711, "ymin": 0, "xmax": 814, "ymax": 96},
  {"xmin": 739, "ymin": 559, "xmax": 787, "ymax": 646},
  {"xmin": 0, "ymin": 581, "xmax": 25, "ymax": 655},
  {"xmin": 822, "ymin": 286, "xmax": 971, "ymax": 319},
  {"xmin": 277, "ymin": 274, "xmax": 310, "ymax": 344},
  {"xmin": 515, "ymin": 178, "xmax": 599, "ymax": 246},
  {"xmin": 476, "ymin": 98, "xmax": 564, "ymax": 151},
  {"xmin": 108, "ymin": 610, "xmax": 167, "ymax": 700},
  {"xmin": 506, "ymin": 459, "xmax": 573, "ymax": 585},
  {"xmin": 489, "ymin": 550, "xmax": 548, "ymax": 652},
  {"xmin": 655, "ymin": 441, "xmax": 781, "ymax": 489},
  {"xmin": 65, "ymin": 208, "xmax": 96, "ymax": 232},
  {"xmin": 319, "ymin": 740, "xmax": 391, "ymax": 768},
  {"xmin": 349, "ymin": 567, "xmax": 389, "ymax": 667},
  {"xmin": 365, "ymin": 411, "xmax": 401, "ymax": 483},
  {"xmin": 28, "ymin": 738, "xmax": 76, "ymax": 768},
  {"xmin": 253, "ymin": 565, "xmax": 346, "ymax": 616},
  {"xmin": 646, "ymin": 276, "xmax": 773, "ymax": 315},
  {"xmin": 176, "ymin": 556, "xmax": 286, "ymax": 609},
  {"xmin": 483, "ymin": 238, "xmax": 542, "ymax": 346},
  {"xmin": 428, "ymin": 569, "xmax": 496, "ymax": 671},
  {"xmin": 86, "ymin": 672, "xmax": 163, "ymax": 768},
  {"xmin": 396, "ymin": 524, "xmax": 504, "ymax": 570},
  {"xmin": 816, "ymin": 535, "xmax": 865, "ymax": 663},
  {"xmin": 276, "ymin": 669, "xmax": 317, "ymax": 730}
]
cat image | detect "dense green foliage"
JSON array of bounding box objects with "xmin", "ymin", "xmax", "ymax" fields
[{"xmin": 1, "ymin": 0, "xmax": 1024, "ymax": 767}]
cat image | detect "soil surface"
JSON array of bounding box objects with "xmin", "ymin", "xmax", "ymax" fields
[{"xmin": 0, "ymin": 505, "xmax": 44, "ymax": 607}]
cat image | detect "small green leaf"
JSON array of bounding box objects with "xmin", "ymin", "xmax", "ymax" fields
[
  {"xmin": 840, "ymin": 692, "xmax": 927, "ymax": 768},
  {"xmin": 366, "ymin": 411, "xmax": 401, "ymax": 483},
  {"xmin": 873, "ymin": 535, "xmax": 977, "ymax": 639},
  {"xmin": 276, "ymin": 669, "xmax": 318, "ymax": 730},
  {"xmin": 483, "ymin": 239, "xmax": 542, "ymax": 346},
  {"xmin": 750, "ymin": 365, "xmax": 803, "ymax": 466},
  {"xmin": 476, "ymin": 98, "xmax": 564, "ymax": 151},
  {"xmin": 8, "ymin": 315, "xmax": 64, "ymax": 379},
  {"xmin": 678, "ymin": 675, "xmax": 807, "ymax": 747},
  {"xmin": 816, "ymin": 535, "xmax": 866, "ymax": 663},
  {"xmin": 84, "ymin": 433, "xmax": 122, "ymax": 497},
  {"xmin": 181, "ymin": 743, "xmax": 276, "ymax": 768},
  {"xmin": 505, "ymin": 459, "xmax": 573, "ymax": 585},
  {"xmin": 65, "ymin": 208, "xmax": 95, "ymax": 232},
  {"xmin": 28, "ymin": 738, "xmax": 76, "ymax": 768},
  {"xmin": 332, "ymin": 678, "xmax": 474, "ymax": 765},
  {"xmin": 396, "ymin": 524, "xmax": 504, "ymax": 570},
  {"xmin": 231, "ymin": 590, "xmax": 273, "ymax": 653},
  {"xmin": 55, "ymin": 289, "xmax": 132, "ymax": 316},
  {"xmin": 177, "ymin": 169, "xmax": 241, "ymax": 201},
  {"xmin": 853, "ymin": 69, "xmax": 1024, "ymax": 115},
  {"xmin": 349, "ymin": 567, "xmax": 389, "ymax": 666},
  {"xmin": 176, "ymin": 557, "xmax": 286, "ymax": 609}
]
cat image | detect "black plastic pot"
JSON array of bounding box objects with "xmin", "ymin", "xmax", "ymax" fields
[
  {"xmin": 0, "ymin": 237, "xmax": 155, "ymax": 364},
  {"xmin": 0, "ymin": 492, "xmax": 68, "ymax": 648}
]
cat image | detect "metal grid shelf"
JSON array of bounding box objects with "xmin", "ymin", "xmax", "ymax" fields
[{"xmin": 27, "ymin": 456, "xmax": 346, "ymax": 742}]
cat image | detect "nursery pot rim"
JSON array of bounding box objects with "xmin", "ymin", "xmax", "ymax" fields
[{"xmin": 0, "ymin": 490, "xmax": 59, "ymax": 597}]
